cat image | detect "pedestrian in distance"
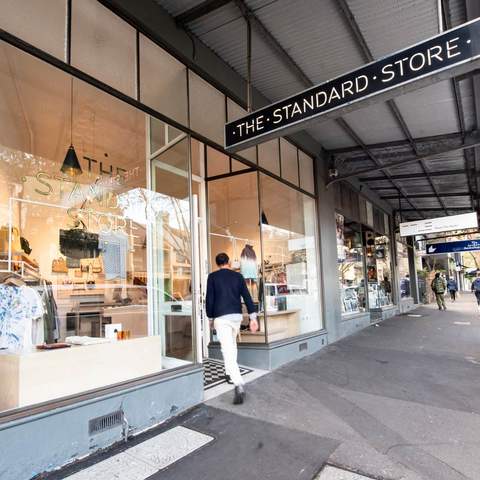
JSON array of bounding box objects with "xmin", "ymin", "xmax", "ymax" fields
[
  {"xmin": 206, "ymin": 252, "xmax": 258, "ymax": 405},
  {"xmin": 471, "ymin": 272, "xmax": 480, "ymax": 309},
  {"xmin": 447, "ymin": 277, "xmax": 458, "ymax": 301},
  {"xmin": 431, "ymin": 272, "xmax": 447, "ymax": 310}
]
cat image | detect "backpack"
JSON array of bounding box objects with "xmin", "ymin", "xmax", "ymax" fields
[
  {"xmin": 473, "ymin": 278, "xmax": 480, "ymax": 292},
  {"xmin": 431, "ymin": 277, "xmax": 445, "ymax": 294}
]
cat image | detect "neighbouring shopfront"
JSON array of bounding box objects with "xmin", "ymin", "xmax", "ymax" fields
[
  {"xmin": 0, "ymin": 2, "xmax": 322, "ymax": 478},
  {"xmin": 334, "ymin": 182, "xmax": 397, "ymax": 329}
]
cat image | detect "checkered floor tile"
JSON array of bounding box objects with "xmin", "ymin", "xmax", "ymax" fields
[{"xmin": 203, "ymin": 358, "xmax": 252, "ymax": 390}]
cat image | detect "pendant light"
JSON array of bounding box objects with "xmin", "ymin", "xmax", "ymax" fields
[{"xmin": 61, "ymin": 77, "xmax": 82, "ymax": 176}]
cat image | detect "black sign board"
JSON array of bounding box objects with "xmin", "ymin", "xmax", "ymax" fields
[{"xmin": 225, "ymin": 18, "xmax": 480, "ymax": 151}]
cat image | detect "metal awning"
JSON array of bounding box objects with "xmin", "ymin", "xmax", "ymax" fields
[{"xmin": 154, "ymin": 0, "xmax": 479, "ymax": 221}]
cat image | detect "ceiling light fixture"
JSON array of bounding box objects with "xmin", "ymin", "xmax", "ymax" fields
[{"xmin": 61, "ymin": 77, "xmax": 82, "ymax": 176}]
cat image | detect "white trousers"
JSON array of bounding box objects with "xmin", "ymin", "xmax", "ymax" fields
[{"xmin": 214, "ymin": 316, "xmax": 243, "ymax": 386}]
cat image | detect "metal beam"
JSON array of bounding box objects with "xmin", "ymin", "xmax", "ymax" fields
[
  {"xmin": 381, "ymin": 192, "xmax": 470, "ymax": 199},
  {"xmin": 338, "ymin": 0, "xmax": 448, "ymax": 214},
  {"xmin": 330, "ymin": 132, "xmax": 463, "ymax": 155},
  {"xmin": 399, "ymin": 207, "xmax": 470, "ymax": 212},
  {"xmin": 336, "ymin": 118, "xmax": 423, "ymax": 216},
  {"xmin": 442, "ymin": 0, "xmax": 475, "ymax": 211},
  {"xmin": 328, "ymin": 130, "xmax": 480, "ymax": 185},
  {"xmin": 363, "ymin": 168, "xmax": 471, "ymax": 183},
  {"xmin": 175, "ymin": 0, "xmax": 232, "ymax": 25},
  {"xmin": 233, "ymin": 0, "xmax": 313, "ymax": 88},
  {"xmin": 232, "ymin": 0, "xmax": 420, "ymax": 213}
]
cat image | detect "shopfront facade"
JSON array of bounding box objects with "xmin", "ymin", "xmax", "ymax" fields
[{"xmin": 0, "ymin": 1, "xmax": 405, "ymax": 478}]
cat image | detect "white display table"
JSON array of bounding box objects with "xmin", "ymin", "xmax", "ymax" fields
[{"xmin": 0, "ymin": 336, "xmax": 162, "ymax": 411}]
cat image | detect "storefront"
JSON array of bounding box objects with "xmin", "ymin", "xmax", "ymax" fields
[
  {"xmin": 0, "ymin": 2, "xmax": 323, "ymax": 478},
  {"xmin": 334, "ymin": 181, "xmax": 397, "ymax": 331}
]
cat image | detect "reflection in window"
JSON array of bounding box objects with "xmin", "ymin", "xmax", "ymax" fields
[
  {"xmin": 260, "ymin": 174, "xmax": 321, "ymax": 339},
  {"xmin": 366, "ymin": 234, "xmax": 393, "ymax": 307},
  {"xmin": 336, "ymin": 214, "xmax": 367, "ymax": 314},
  {"xmin": 0, "ymin": 42, "xmax": 193, "ymax": 414},
  {"xmin": 397, "ymin": 240, "xmax": 411, "ymax": 298}
]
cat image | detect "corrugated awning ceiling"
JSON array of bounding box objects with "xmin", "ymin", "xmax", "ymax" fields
[{"xmin": 154, "ymin": 0, "xmax": 477, "ymax": 220}]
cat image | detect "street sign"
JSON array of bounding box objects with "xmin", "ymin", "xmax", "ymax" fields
[
  {"xmin": 225, "ymin": 18, "xmax": 480, "ymax": 151},
  {"xmin": 399, "ymin": 212, "xmax": 478, "ymax": 237},
  {"xmin": 426, "ymin": 239, "xmax": 480, "ymax": 255}
]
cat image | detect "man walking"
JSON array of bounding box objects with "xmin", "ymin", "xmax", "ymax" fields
[
  {"xmin": 206, "ymin": 252, "xmax": 258, "ymax": 405},
  {"xmin": 471, "ymin": 272, "xmax": 480, "ymax": 308},
  {"xmin": 447, "ymin": 277, "xmax": 458, "ymax": 301},
  {"xmin": 431, "ymin": 272, "xmax": 447, "ymax": 310}
]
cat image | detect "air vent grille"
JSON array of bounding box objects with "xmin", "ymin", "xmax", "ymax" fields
[{"xmin": 89, "ymin": 410, "xmax": 123, "ymax": 435}]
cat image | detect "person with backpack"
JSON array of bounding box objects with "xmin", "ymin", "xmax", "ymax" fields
[
  {"xmin": 431, "ymin": 272, "xmax": 447, "ymax": 310},
  {"xmin": 447, "ymin": 277, "xmax": 458, "ymax": 301},
  {"xmin": 471, "ymin": 272, "xmax": 480, "ymax": 306}
]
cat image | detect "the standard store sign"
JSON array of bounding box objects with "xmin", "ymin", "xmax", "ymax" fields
[{"xmin": 225, "ymin": 18, "xmax": 480, "ymax": 151}]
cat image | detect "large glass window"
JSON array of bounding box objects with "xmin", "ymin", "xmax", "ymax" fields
[
  {"xmin": 0, "ymin": 43, "xmax": 194, "ymax": 414},
  {"xmin": 366, "ymin": 234, "xmax": 393, "ymax": 308},
  {"xmin": 71, "ymin": 0, "xmax": 136, "ymax": 97},
  {"xmin": 336, "ymin": 214, "xmax": 367, "ymax": 314},
  {"xmin": 397, "ymin": 240, "xmax": 411, "ymax": 298},
  {"xmin": 258, "ymin": 139, "xmax": 280, "ymax": 176},
  {"xmin": 189, "ymin": 71, "xmax": 225, "ymax": 145},
  {"xmin": 140, "ymin": 34, "xmax": 188, "ymax": 126},
  {"xmin": 260, "ymin": 175, "xmax": 321, "ymax": 339},
  {"xmin": 0, "ymin": 0, "xmax": 67, "ymax": 61},
  {"xmin": 207, "ymin": 172, "xmax": 265, "ymax": 343}
]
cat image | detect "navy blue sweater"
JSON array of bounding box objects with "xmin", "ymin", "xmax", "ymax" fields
[{"xmin": 205, "ymin": 268, "xmax": 256, "ymax": 319}]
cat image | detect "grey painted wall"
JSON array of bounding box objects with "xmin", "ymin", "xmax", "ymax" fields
[
  {"xmin": 0, "ymin": 368, "xmax": 203, "ymax": 480},
  {"xmin": 316, "ymin": 159, "xmax": 343, "ymax": 342}
]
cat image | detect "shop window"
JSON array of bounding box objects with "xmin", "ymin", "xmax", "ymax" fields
[
  {"xmin": 71, "ymin": 0, "xmax": 136, "ymax": 97},
  {"xmin": 258, "ymin": 139, "xmax": 280, "ymax": 176},
  {"xmin": 280, "ymin": 139, "xmax": 299, "ymax": 186},
  {"xmin": 260, "ymin": 174, "xmax": 321, "ymax": 339},
  {"xmin": 207, "ymin": 146, "xmax": 229, "ymax": 177},
  {"xmin": 397, "ymin": 240, "xmax": 411, "ymax": 298},
  {"xmin": 0, "ymin": 0, "xmax": 67, "ymax": 61},
  {"xmin": 336, "ymin": 214, "xmax": 367, "ymax": 314},
  {"xmin": 0, "ymin": 42, "xmax": 194, "ymax": 414},
  {"xmin": 139, "ymin": 34, "xmax": 188, "ymax": 126},
  {"xmin": 207, "ymin": 172, "xmax": 265, "ymax": 343},
  {"xmin": 366, "ymin": 233, "xmax": 393, "ymax": 308},
  {"xmin": 226, "ymin": 98, "xmax": 257, "ymax": 164},
  {"xmin": 191, "ymin": 138, "xmax": 205, "ymax": 179},
  {"xmin": 189, "ymin": 71, "xmax": 225, "ymax": 146},
  {"xmin": 299, "ymin": 151, "xmax": 315, "ymax": 194}
]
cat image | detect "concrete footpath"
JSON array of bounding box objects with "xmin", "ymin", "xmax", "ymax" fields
[{"xmin": 49, "ymin": 294, "xmax": 480, "ymax": 480}]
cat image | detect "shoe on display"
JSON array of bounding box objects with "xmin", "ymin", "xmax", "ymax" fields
[{"xmin": 233, "ymin": 385, "xmax": 245, "ymax": 405}]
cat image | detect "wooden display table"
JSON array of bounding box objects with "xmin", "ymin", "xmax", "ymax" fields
[
  {"xmin": 239, "ymin": 309, "xmax": 300, "ymax": 343},
  {"xmin": 0, "ymin": 336, "xmax": 162, "ymax": 411}
]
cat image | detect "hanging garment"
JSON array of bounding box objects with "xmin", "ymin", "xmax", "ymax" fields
[
  {"xmin": 42, "ymin": 281, "xmax": 60, "ymax": 343},
  {"xmin": 99, "ymin": 231, "xmax": 129, "ymax": 280},
  {"xmin": 240, "ymin": 244, "xmax": 257, "ymax": 280},
  {"xmin": 0, "ymin": 285, "xmax": 44, "ymax": 351}
]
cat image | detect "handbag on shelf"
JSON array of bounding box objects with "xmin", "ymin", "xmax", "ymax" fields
[
  {"xmin": 52, "ymin": 257, "xmax": 68, "ymax": 274},
  {"xmin": 92, "ymin": 257, "xmax": 102, "ymax": 274},
  {"xmin": 0, "ymin": 226, "xmax": 22, "ymax": 254}
]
